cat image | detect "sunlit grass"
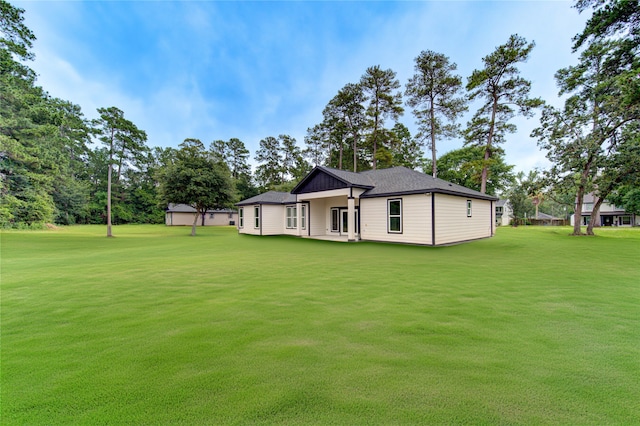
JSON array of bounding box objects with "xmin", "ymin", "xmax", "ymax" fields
[{"xmin": 2, "ymin": 225, "xmax": 639, "ymax": 424}]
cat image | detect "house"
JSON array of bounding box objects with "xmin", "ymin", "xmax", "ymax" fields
[
  {"xmin": 236, "ymin": 166, "xmax": 498, "ymax": 246},
  {"xmin": 495, "ymin": 199, "xmax": 511, "ymax": 226},
  {"xmin": 571, "ymin": 193, "xmax": 638, "ymax": 227},
  {"xmin": 165, "ymin": 203, "xmax": 238, "ymax": 226}
]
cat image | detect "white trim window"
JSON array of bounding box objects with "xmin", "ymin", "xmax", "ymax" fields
[
  {"xmin": 254, "ymin": 206, "xmax": 260, "ymax": 229},
  {"xmin": 388, "ymin": 199, "xmax": 402, "ymax": 233},
  {"xmin": 286, "ymin": 205, "xmax": 297, "ymax": 229},
  {"xmin": 620, "ymin": 216, "xmax": 631, "ymax": 226},
  {"xmin": 239, "ymin": 208, "xmax": 244, "ymax": 228},
  {"xmin": 467, "ymin": 200, "xmax": 472, "ymax": 217},
  {"xmin": 301, "ymin": 205, "xmax": 307, "ymax": 230}
]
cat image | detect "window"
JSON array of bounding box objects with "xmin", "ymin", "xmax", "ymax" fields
[
  {"xmin": 331, "ymin": 208, "xmax": 339, "ymax": 232},
  {"xmin": 209, "ymin": 213, "xmax": 215, "ymax": 219},
  {"xmin": 496, "ymin": 206, "xmax": 503, "ymax": 215},
  {"xmin": 301, "ymin": 205, "xmax": 306, "ymax": 230},
  {"xmin": 286, "ymin": 206, "xmax": 297, "ymax": 229},
  {"xmin": 620, "ymin": 216, "xmax": 631, "ymax": 225},
  {"xmin": 254, "ymin": 206, "xmax": 260, "ymax": 229},
  {"xmin": 228, "ymin": 212, "xmax": 233, "ymax": 219},
  {"xmin": 239, "ymin": 208, "xmax": 244, "ymax": 228},
  {"xmin": 467, "ymin": 200, "xmax": 472, "ymax": 217},
  {"xmin": 388, "ymin": 199, "xmax": 402, "ymax": 233}
]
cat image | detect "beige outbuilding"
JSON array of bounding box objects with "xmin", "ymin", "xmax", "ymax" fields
[
  {"xmin": 236, "ymin": 166, "xmax": 497, "ymax": 246},
  {"xmin": 165, "ymin": 203, "xmax": 238, "ymax": 227}
]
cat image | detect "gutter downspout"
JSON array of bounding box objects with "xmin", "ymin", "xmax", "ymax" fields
[{"xmin": 431, "ymin": 192, "xmax": 436, "ymax": 246}]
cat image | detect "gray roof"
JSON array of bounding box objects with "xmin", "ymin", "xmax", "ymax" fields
[
  {"xmin": 166, "ymin": 203, "xmax": 236, "ymax": 213},
  {"xmin": 236, "ymin": 166, "xmax": 498, "ymax": 206},
  {"xmin": 316, "ymin": 166, "xmax": 376, "ymax": 188},
  {"xmin": 496, "ymin": 199, "xmax": 509, "ymax": 207},
  {"xmin": 236, "ymin": 191, "xmax": 297, "ymax": 206},
  {"xmin": 359, "ymin": 167, "xmax": 497, "ymax": 200}
]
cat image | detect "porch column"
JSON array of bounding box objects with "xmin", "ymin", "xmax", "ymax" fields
[{"xmin": 347, "ymin": 196, "xmax": 355, "ymax": 241}]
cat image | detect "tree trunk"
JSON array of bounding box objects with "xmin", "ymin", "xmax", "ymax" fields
[
  {"xmin": 573, "ymin": 153, "xmax": 595, "ymax": 235},
  {"xmin": 106, "ymin": 129, "xmax": 114, "ymax": 237},
  {"xmin": 107, "ymin": 161, "xmax": 113, "ymax": 237},
  {"xmin": 191, "ymin": 212, "xmax": 198, "ymax": 236},
  {"xmin": 587, "ymin": 195, "xmax": 606, "ymax": 235},
  {"xmin": 353, "ymin": 135, "xmax": 358, "ymax": 173},
  {"xmin": 480, "ymin": 97, "xmax": 498, "ymax": 194},
  {"xmin": 431, "ymin": 107, "xmax": 437, "ymax": 178},
  {"xmin": 573, "ymin": 186, "xmax": 586, "ymax": 236}
]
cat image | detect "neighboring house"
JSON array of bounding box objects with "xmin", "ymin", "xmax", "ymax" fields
[
  {"xmin": 236, "ymin": 166, "xmax": 498, "ymax": 246},
  {"xmin": 165, "ymin": 203, "xmax": 238, "ymax": 226},
  {"xmin": 570, "ymin": 193, "xmax": 638, "ymax": 227},
  {"xmin": 495, "ymin": 199, "xmax": 511, "ymax": 226}
]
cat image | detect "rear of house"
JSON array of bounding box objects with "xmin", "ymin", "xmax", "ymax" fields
[
  {"xmin": 571, "ymin": 194, "xmax": 639, "ymax": 227},
  {"xmin": 237, "ymin": 166, "xmax": 497, "ymax": 246}
]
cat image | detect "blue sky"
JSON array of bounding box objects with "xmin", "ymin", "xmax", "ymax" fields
[{"xmin": 18, "ymin": 1, "xmax": 589, "ymax": 173}]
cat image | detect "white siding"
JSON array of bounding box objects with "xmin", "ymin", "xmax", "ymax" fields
[
  {"xmin": 308, "ymin": 199, "xmax": 326, "ymax": 236},
  {"xmin": 261, "ymin": 205, "xmax": 285, "ymax": 235},
  {"xmin": 434, "ymin": 194, "xmax": 492, "ymax": 245},
  {"xmin": 238, "ymin": 205, "xmax": 260, "ymax": 235},
  {"xmin": 360, "ymin": 194, "xmax": 432, "ymax": 245}
]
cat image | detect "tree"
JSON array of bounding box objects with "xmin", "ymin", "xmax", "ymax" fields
[
  {"xmin": 424, "ymin": 146, "xmax": 515, "ymax": 195},
  {"xmin": 533, "ymin": 40, "xmax": 639, "ymax": 235},
  {"xmin": 303, "ymin": 123, "xmax": 328, "ymax": 167},
  {"xmin": 158, "ymin": 138, "xmax": 234, "ymax": 236},
  {"xmin": 574, "ymin": 0, "xmax": 639, "ymax": 104},
  {"xmin": 387, "ymin": 122, "xmax": 422, "ymax": 170},
  {"xmin": 280, "ymin": 134, "xmax": 310, "ymax": 182},
  {"xmin": 254, "ymin": 136, "xmax": 283, "ymax": 190},
  {"xmin": 507, "ymin": 172, "xmax": 536, "ymax": 227},
  {"xmin": 465, "ymin": 34, "xmax": 543, "ymax": 193},
  {"xmin": 93, "ymin": 106, "xmax": 147, "ymax": 237},
  {"xmin": 405, "ymin": 50, "xmax": 467, "ymax": 177},
  {"xmin": 360, "ymin": 65, "xmax": 404, "ymax": 170},
  {"xmin": 325, "ymin": 83, "xmax": 366, "ymax": 172}
]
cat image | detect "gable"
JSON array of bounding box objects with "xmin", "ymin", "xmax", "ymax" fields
[{"xmin": 292, "ymin": 169, "xmax": 348, "ymax": 194}]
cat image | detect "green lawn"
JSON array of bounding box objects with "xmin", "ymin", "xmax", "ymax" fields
[{"xmin": 2, "ymin": 225, "xmax": 639, "ymax": 425}]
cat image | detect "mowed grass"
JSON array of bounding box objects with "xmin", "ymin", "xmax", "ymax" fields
[{"xmin": 2, "ymin": 225, "xmax": 639, "ymax": 425}]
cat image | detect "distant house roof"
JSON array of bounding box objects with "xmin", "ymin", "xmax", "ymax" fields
[
  {"xmin": 166, "ymin": 203, "xmax": 236, "ymax": 213},
  {"xmin": 236, "ymin": 191, "xmax": 297, "ymax": 206},
  {"xmin": 496, "ymin": 199, "xmax": 509, "ymax": 207},
  {"xmin": 535, "ymin": 212, "xmax": 561, "ymax": 220}
]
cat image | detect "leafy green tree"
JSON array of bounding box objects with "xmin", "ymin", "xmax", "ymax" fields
[
  {"xmin": 424, "ymin": 146, "xmax": 515, "ymax": 195},
  {"xmin": 325, "ymin": 83, "xmax": 366, "ymax": 172},
  {"xmin": 507, "ymin": 172, "xmax": 536, "ymax": 227},
  {"xmin": 254, "ymin": 136, "xmax": 283, "ymax": 190},
  {"xmin": 533, "ymin": 40, "xmax": 638, "ymax": 235},
  {"xmin": 405, "ymin": 50, "xmax": 467, "ymax": 177},
  {"xmin": 158, "ymin": 138, "xmax": 234, "ymax": 236},
  {"xmin": 386, "ymin": 122, "xmax": 421, "ymax": 170},
  {"xmin": 465, "ymin": 34, "xmax": 543, "ymax": 194},
  {"xmin": 303, "ymin": 123, "xmax": 329, "ymax": 167},
  {"xmin": 574, "ymin": 0, "xmax": 639, "ymax": 110},
  {"xmin": 360, "ymin": 65, "xmax": 404, "ymax": 170}
]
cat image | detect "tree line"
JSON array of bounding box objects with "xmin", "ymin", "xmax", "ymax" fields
[{"xmin": 1, "ymin": 0, "xmax": 638, "ymax": 235}]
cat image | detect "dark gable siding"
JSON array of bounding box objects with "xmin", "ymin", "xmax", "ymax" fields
[{"xmin": 294, "ymin": 170, "xmax": 348, "ymax": 194}]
